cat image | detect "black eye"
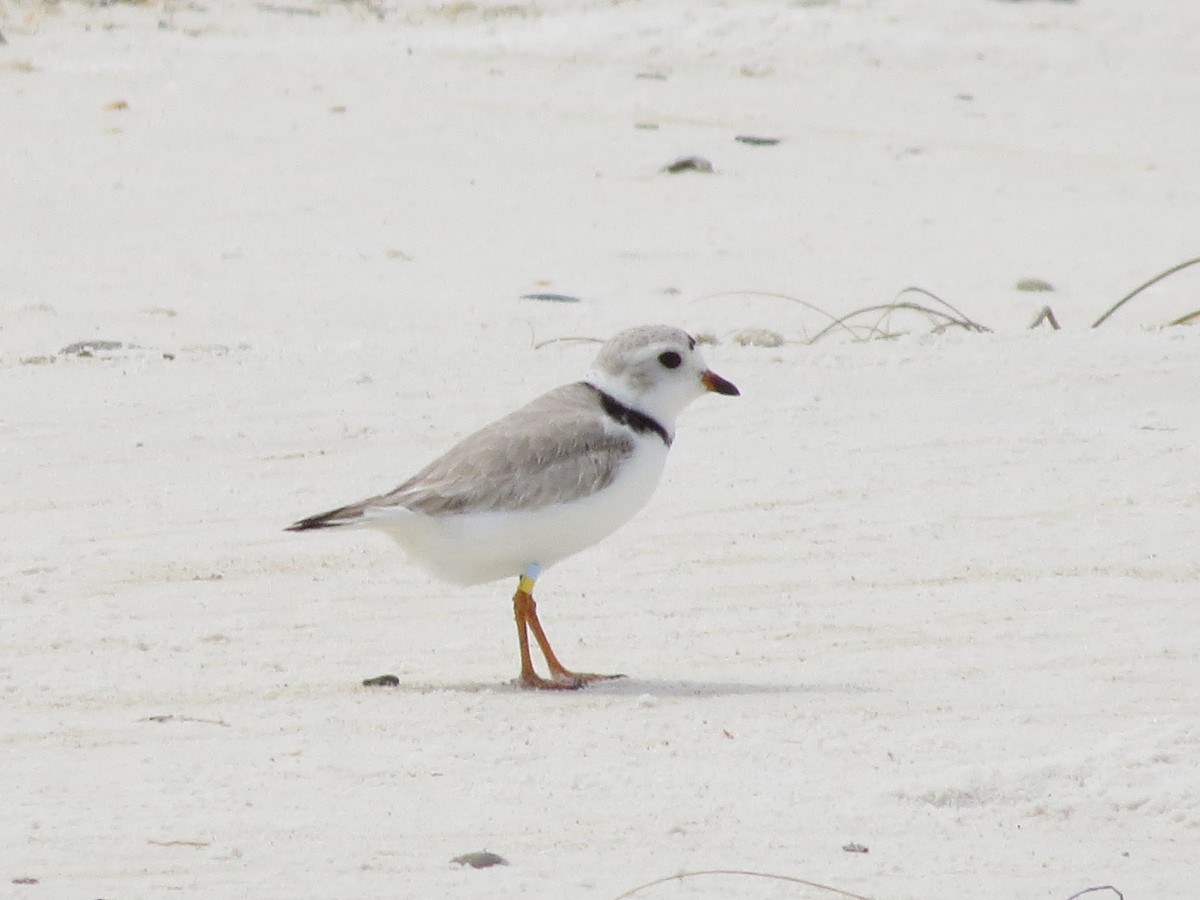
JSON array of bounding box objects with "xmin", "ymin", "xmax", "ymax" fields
[{"xmin": 658, "ymin": 351, "xmax": 682, "ymax": 369}]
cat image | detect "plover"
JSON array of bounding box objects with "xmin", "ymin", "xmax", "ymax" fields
[{"xmin": 287, "ymin": 324, "xmax": 739, "ymax": 689}]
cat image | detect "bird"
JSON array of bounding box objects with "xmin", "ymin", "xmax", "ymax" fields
[{"xmin": 286, "ymin": 324, "xmax": 739, "ymax": 689}]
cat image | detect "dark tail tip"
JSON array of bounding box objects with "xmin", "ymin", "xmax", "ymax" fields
[
  {"xmin": 285, "ymin": 518, "xmax": 322, "ymax": 533},
  {"xmin": 285, "ymin": 511, "xmax": 351, "ymax": 532}
]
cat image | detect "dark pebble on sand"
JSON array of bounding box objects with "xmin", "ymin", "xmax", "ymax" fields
[
  {"xmin": 1016, "ymin": 278, "xmax": 1054, "ymax": 292},
  {"xmin": 452, "ymin": 851, "xmax": 509, "ymax": 869},
  {"xmin": 521, "ymin": 293, "xmax": 581, "ymax": 303},
  {"xmin": 362, "ymin": 674, "xmax": 400, "ymax": 687},
  {"xmin": 661, "ymin": 156, "xmax": 714, "ymax": 174}
]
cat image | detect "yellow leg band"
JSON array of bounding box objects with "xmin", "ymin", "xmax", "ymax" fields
[{"xmin": 518, "ymin": 574, "xmax": 537, "ymax": 594}]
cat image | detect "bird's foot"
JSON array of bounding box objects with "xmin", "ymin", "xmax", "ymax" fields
[{"xmin": 515, "ymin": 670, "xmax": 626, "ymax": 691}]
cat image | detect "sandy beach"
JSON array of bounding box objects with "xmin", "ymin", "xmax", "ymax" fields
[{"xmin": 3, "ymin": 1, "xmax": 1199, "ymax": 897}]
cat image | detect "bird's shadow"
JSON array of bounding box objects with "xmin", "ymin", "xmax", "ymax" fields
[{"xmin": 359, "ymin": 676, "xmax": 873, "ymax": 698}]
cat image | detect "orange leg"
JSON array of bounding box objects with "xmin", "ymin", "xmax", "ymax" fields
[{"xmin": 511, "ymin": 578, "xmax": 624, "ymax": 690}]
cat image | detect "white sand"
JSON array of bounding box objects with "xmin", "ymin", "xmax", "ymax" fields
[{"xmin": 3, "ymin": 1, "xmax": 1199, "ymax": 897}]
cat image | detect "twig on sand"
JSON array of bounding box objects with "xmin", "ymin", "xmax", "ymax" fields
[
  {"xmin": 612, "ymin": 868, "xmax": 872, "ymax": 900},
  {"xmin": 1029, "ymin": 306, "xmax": 1061, "ymax": 330},
  {"xmin": 138, "ymin": 714, "xmax": 230, "ymax": 727},
  {"xmin": 692, "ymin": 287, "xmax": 988, "ymax": 344},
  {"xmin": 1064, "ymin": 886, "xmax": 1124, "ymax": 900},
  {"xmin": 1169, "ymin": 308, "xmax": 1200, "ymax": 326},
  {"xmin": 1091, "ymin": 255, "xmax": 1200, "ymax": 328},
  {"xmin": 895, "ymin": 286, "xmax": 991, "ymax": 333},
  {"xmin": 806, "ymin": 300, "xmax": 984, "ymax": 344},
  {"xmin": 613, "ymin": 871, "xmax": 1121, "ymax": 900},
  {"xmin": 539, "ymin": 256, "xmax": 1200, "ymax": 349}
]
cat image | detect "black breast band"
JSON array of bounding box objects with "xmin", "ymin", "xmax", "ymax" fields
[{"xmin": 584, "ymin": 383, "xmax": 671, "ymax": 447}]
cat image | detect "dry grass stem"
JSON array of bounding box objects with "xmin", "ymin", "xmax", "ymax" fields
[
  {"xmin": 1030, "ymin": 306, "xmax": 1062, "ymax": 330},
  {"xmin": 612, "ymin": 868, "xmax": 872, "ymax": 900},
  {"xmin": 1064, "ymin": 886, "xmax": 1124, "ymax": 900},
  {"xmin": 1091, "ymin": 256, "xmax": 1200, "ymax": 328}
]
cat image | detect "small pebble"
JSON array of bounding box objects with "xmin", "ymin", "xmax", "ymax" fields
[
  {"xmin": 451, "ymin": 851, "xmax": 508, "ymax": 869},
  {"xmin": 842, "ymin": 842, "xmax": 869, "ymax": 854},
  {"xmin": 661, "ymin": 156, "xmax": 714, "ymax": 174},
  {"xmin": 520, "ymin": 293, "xmax": 581, "ymax": 303},
  {"xmin": 362, "ymin": 674, "xmax": 400, "ymax": 687}
]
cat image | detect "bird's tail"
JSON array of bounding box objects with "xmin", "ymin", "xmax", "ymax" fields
[{"xmin": 285, "ymin": 502, "xmax": 367, "ymax": 532}]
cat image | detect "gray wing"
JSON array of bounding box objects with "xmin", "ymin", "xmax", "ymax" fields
[
  {"xmin": 289, "ymin": 383, "xmax": 633, "ymax": 528},
  {"xmin": 390, "ymin": 382, "xmax": 633, "ymax": 515}
]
